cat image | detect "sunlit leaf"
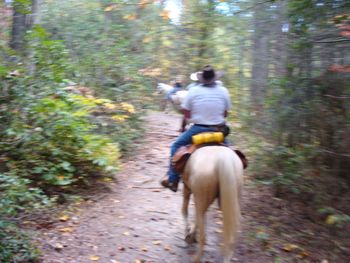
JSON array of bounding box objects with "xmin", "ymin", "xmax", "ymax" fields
[
  {"xmin": 59, "ymin": 215, "xmax": 70, "ymax": 222},
  {"xmin": 90, "ymin": 255, "xmax": 100, "ymax": 261},
  {"xmin": 283, "ymin": 243, "xmax": 299, "ymax": 252},
  {"xmin": 159, "ymin": 10, "xmax": 170, "ymax": 20}
]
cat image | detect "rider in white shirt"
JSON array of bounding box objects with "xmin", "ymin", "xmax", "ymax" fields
[{"xmin": 161, "ymin": 65, "xmax": 231, "ymax": 192}]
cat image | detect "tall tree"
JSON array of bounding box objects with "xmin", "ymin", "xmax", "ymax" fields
[{"xmin": 10, "ymin": 0, "xmax": 39, "ymax": 51}]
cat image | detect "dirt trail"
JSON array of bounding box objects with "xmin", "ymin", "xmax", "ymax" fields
[{"xmin": 38, "ymin": 111, "xmax": 272, "ymax": 263}]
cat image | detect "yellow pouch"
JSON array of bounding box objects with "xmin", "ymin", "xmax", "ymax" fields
[{"xmin": 192, "ymin": 132, "xmax": 224, "ymax": 145}]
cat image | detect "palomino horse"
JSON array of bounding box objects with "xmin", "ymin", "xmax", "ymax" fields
[
  {"xmin": 181, "ymin": 146, "xmax": 244, "ymax": 263},
  {"xmin": 156, "ymin": 83, "xmax": 188, "ymax": 113}
]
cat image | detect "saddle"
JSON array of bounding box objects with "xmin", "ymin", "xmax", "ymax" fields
[{"xmin": 172, "ymin": 132, "xmax": 248, "ymax": 174}]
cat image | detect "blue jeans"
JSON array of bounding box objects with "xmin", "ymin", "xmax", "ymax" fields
[{"xmin": 167, "ymin": 125, "xmax": 218, "ymax": 183}]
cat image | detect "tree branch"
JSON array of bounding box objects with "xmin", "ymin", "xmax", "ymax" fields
[
  {"xmin": 321, "ymin": 149, "xmax": 350, "ymax": 158},
  {"xmin": 324, "ymin": 94, "xmax": 350, "ymax": 99},
  {"xmin": 314, "ymin": 38, "xmax": 350, "ymax": 44}
]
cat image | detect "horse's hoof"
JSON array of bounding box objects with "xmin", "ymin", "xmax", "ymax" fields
[
  {"xmin": 185, "ymin": 232, "xmax": 197, "ymax": 244},
  {"xmin": 191, "ymin": 254, "xmax": 201, "ymax": 263}
]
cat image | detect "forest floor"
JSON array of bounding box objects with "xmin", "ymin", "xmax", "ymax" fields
[{"xmin": 33, "ymin": 111, "xmax": 348, "ymax": 263}]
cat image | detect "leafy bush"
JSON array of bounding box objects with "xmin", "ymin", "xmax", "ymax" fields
[
  {"xmin": 0, "ymin": 221, "xmax": 40, "ymax": 263},
  {"xmin": 0, "ymin": 173, "xmax": 47, "ymax": 263},
  {"xmin": 4, "ymin": 93, "xmax": 120, "ymax": 188}
]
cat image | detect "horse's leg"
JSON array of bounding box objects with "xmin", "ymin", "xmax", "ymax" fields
[
  {"xmin": 192, "ymin": 196, "xmax": 210, "ymax": 263},
  {"xmin": 182, "ymin": 185, "xmax": 191, "ymax": 241}
]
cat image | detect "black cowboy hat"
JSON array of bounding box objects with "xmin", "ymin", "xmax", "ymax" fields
[{"xmin": 197, "ymin": 65, "xmax": 223, "ymax": 85}]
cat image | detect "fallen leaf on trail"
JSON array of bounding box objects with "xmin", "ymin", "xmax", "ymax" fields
[
  {"xmin": 135, "ymin": 260, "xmax": 144, "ymax": 263},
  {"xmin": 152, "ymin": 240, "xmax": 162, "ymax": 245},
  {"xmin": 283, "ymin": 243, "xmax": 299, "ymax": 252},
  {"xmin": 325, "ymin": 215, "xmax": 336, "ymax": 225},
  {"xmin": 299, "ymin": 250, "xmax": 309, "ymax": 258},
  {"xmin": 90, "ymin": 255, "xmax": 100, "ymax": 261},
  {"xmin": 59, "ymin": 227, "xmax": 73, "ymax": 233},
  {"xmin": 102, "ymin": 177, "xmax": 113, "ymax": 182},
  {"xmin": 118, "ymin": 246, "xmax": 125, "ymax": 251},
  {"xmin": 123, "ymin": 231, "xmax": 130, "ymax": 236},
  {"xmin": 59, "ymin": 215, "xmax": 70, "ymax": 222},
  {"xmin": 164, "ymin": 245, "xmax": 171, "ymax": 251},
  {"xmin": 215, "ymin": 220, "xmax": 223, "ymax": 225},
  {"xmin": 141, "ymin": 246, "xmax": 148, "ymax": 252},
  {"xmin": 215, "ymin": 229, "xmax": 223, "ymax": 233},
  {"xmin": 53, "ymin": 243, "xmax": 64, "ymax": 251}
]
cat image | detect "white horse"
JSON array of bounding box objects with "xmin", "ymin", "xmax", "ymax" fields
[
  {"xmin": 156, "ymin": 83, "xmax": 188, "ymax": 113},
  {"xmin": 181, "ymin": 146, "xmax": 244, "ymax": 263}
]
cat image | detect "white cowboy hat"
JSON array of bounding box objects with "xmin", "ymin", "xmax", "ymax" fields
[{"xmin": 190, "ymin": 72, "xmax": 199, "ymax": 81}]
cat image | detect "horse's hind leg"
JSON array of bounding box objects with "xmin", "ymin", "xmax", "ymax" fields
[
  {"xmin": 192, "ymin": 197, "xmax": 210, "ymax": 263},
  {"xmin": 183, "ymin": 185, "xmax": 195, "ymax": 244}
]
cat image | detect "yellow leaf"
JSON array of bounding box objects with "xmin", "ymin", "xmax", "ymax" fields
[
  {"xmin": 123, "ymin": 231, "xmax": 130, "ymax": 236},
  {"xmin": 90, "ymin": 255, "xmax": 100, "ymax": 261},
  {"xmin": 59, "ymin": 227, "xmax": 73, "ymax": 233},
  {"xmin": 59, "ymin": 215, "xmax": 70, "ymax": 222},
  {"xmin": 152, "ymin": 240, "xmax": 162, "ymax": 245},
  {"xmin": 138, "ymin": 0, "xmax": 149, "ymax": 9},
  {"xmin": 102, "ymin": 177, "xmax": 113, "ymax": 182},
  {"xmin": 162, "ymin": 39, "xmax": 172, "ymax": 47},
  {"xmin": 299, "ymin": 250, "xmax": 309, "ymax": 258},
  {"xmin": 141, "ymin": 246, "xmax": 148, "ymax": 252},
  {"xmin": 164, "ymin": 245, "xmax": 171, "ymax": 251},
  {"xmin": 160, "ymin": 10, "xmax": 170, "ymax": 20},
  {"xmin": 104, "ymin": 6, "xmax": 114, "ymax": 12},
  {"xmin": 326, "ymin": 215, "xmax": 337, "ymax": 225},
  {"xmin": 103, "ymin": 103, "xmax": 117, "ymax": 110},
  {"xmin": 283, "ymin": 243, "xmax": 299, "ymax": 252},
  {"xmin": 143, "ymin": 36, "xmax": 152, "ymax": 43},
  {"xmin": 123, "ymin": 14, "xmax": 137, "ymax": 21}
]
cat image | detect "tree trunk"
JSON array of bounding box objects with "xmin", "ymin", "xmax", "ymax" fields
[
  {"xmin": 250, "ymin": 2, "xmax": 269, "ymax": 110},
  {"xmin": 10, "ymin": 0, "xmax": 39, "ymax": 51},
  {"xmin": 10, "ymin": 6, "xmax": 26, "ymax": 50}
]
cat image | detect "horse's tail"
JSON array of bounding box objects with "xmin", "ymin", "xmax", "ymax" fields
[{"xmin": 218, "ymin": 150, "xmax": 243, "ymax": 259}]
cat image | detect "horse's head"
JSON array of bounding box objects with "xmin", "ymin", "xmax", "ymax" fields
[{"xmin": 157, "ymin": 83, "xmax": 173, "ymax": 95}]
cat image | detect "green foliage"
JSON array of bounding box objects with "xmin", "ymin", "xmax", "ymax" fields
[
  {"xmin": 4, "ymin": 93, "xmax": 120, "ymax": 187},
  {"xmin": 0, "ymin": 173, "xmax": 50, "ymax": 216},
  {"xmin": 28, "ymin": 25, "xmax": 73, "ymax": 84},
  {"xmin": 319, "ymin": 207, "xmax": 350, "ymax": 228},
  {"xmin": 13, "ymin": 0, "xmax": 33, "ymax": 15},
  {"xmin": 0, "ymin": 173, "xmax": 45, "ymax": 263},
  {"xmin": 0, "ymin": 221, "xmax": 40, "ymax": 263}
]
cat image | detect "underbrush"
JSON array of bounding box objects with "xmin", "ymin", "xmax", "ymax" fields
[{"xmin": 0, "ymin": 25, "xmax": 147, "ymax": 262}]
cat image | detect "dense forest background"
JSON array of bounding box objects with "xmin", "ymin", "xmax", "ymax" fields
[{"xmin": 0, "ymin": 0, "xmax": 349, "ymax": 262}]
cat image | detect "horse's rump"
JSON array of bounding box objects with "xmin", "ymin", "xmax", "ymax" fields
[{"xmin": 182, "ymin": 146, "xmax": 243, "ymax": 262}]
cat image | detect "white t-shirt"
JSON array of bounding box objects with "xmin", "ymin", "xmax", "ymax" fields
[{"xmin": 181, "ymin": 83, "xmax": 231, "ymax": 125}]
